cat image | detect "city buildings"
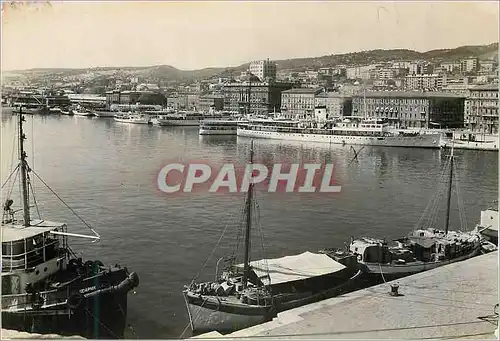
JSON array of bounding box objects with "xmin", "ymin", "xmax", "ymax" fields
[
  {"xmin": 280, "ymin": 87, "xmax": 323, "ymax": 117},
  {"xmin": 105, "ymin": 90, "xmax": 167, "ymax": 109},
  {"xmin": 249, "ymin": 59, "xmax": 277, "ymax": 81},
  {"xmin": 222, "ymin": 76, "xmax": 293, "ymax": 115},
  {"xmin": 198, "ymin": 95, "xmax": 224, "ymax": 112},
  {"xmin": 464, "ymin": 84, "xmax": 499, "ymax": 134},
  {"xmin": 405, "ymin": 74, "xmax": 443, "ymax": 91},
  {"xmin": 351, "ymin": 91, "xmax": 466, "ymax": 129}
]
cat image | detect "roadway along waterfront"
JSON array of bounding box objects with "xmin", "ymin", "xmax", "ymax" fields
[{"xmin": 0, "ymin": 114, "xmax": 497, "ymax": 339}]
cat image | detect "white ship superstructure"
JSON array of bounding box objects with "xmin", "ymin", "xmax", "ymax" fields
[{"xmin": 237, "ymin": 117, "xmax": 442, "ymax": 149}]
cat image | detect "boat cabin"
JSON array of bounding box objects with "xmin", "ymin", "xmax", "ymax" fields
[
  {"xmin": 1, "ymin": 220, "xmax": 68, "ymax": 295},
  {"xmin": 349, "ymin": 237, "xmax": 415, "ymax": 264}
]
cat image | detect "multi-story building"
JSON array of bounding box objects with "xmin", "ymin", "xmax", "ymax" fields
[
  {"xmin": 351, "ymin": 91, "xmax": 466, "ymax": 129},
  {"xmin": 198, "ymin": 95, "xmax": 224, "ymax": 112},
  {"xmin": 314, "ymin": 92, "xmax": 352, "ymax": 118},
  {"xmin": 408, "ymin": 62, "xmax": 433, "ymax": 75},
  {"xmin": 222, "ymin": 77, "xmax": 293, "ymax": 115},
  {"xmin": 464, "ymin": 84, "xmax": 499, "ymax": 134},
  {"xmin": 280, "ymin": 87, "xmax": 323, "ymax": 117},
  {"xmin": 105, "ymin": 90, "xmax": 167, "ymax": 109},
  {"xmin": 461, "ymin": 57, "xmax": 479, "ymax": 73},
  {"xmin": 440, "ymin": 62, "xmax": 461, "ymax": 73},
  {"xmin": 249, "ymin": 59, "xmax": 277, "ymax": 82},
  {"xmin": 346, "ymin": 65, "xmax": 377, "ymax": 80},
  {"xmin": 479, "ymin": 60, "xmax": 497, "ymax": 73},
  {"xmin": 405, "ymin": 74, "xmax": 443, "ymax": 91},
  {"xmin": 377, "ymin": 68, "xmax": 397, "ymax": 79}
]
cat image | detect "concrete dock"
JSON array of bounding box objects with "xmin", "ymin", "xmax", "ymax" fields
[
  {"xmin": 0, "ymin": 329, "xmax": 85, "ymax": 339},
  {"xmin": 194, "ymin": 251, "xmax": 499, "ymax": 340}
]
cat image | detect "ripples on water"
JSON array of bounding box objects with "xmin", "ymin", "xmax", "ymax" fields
[{"xmin": 1, "ymin": 114, "xmax": 498, "ymax": 338}]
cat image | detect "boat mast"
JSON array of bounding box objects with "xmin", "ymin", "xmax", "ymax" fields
[
  {"xmin": 18, "ymin": 108, "xmax": 31, "ymax": 226},
  {"xmin": 444, "ymin": 144, "xmax": 454, "ymax": 235},
  {"xmin": 242, "ymin": 140, "xmax": 254, "ymax": 288}
]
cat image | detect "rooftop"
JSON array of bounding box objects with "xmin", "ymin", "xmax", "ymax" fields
[
  {"xmin": 282, "ymin": 87, "xmax": 323, "ymax": 95},
  {"xmin": 2, "ymin": 219, "xmax": 66, "ymax": 242},
  {"xmin": 353, "ymin": 91, "xmax": 466, "ymax": 99},
  {"xmin": 471, "ymin": 84, "xmax": 498, "ymax": 91}
]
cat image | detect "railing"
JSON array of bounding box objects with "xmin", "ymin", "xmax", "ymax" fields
[{"xmin": 1, "ymin": 239, "xmax": 60, "ymax": 272}]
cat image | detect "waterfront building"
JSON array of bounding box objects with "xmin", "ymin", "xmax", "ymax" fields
[
  {"xmin": 461, "ymin": 57, "xmax": 479, "ymax": 73},
  {"xmin": 314, "ymin": 92, "xmax": 352, "ymax": 118},
  {"xmin": 464, "ymin": 84, "xmax": 499, "ymax": 134},
  {"xmin": 405, "ymin": 74, "xmax": 443, "ymax": 91},
  {"xmin": 351, "ymin": 91, "xmax": 466, "ymax": 129},
  {"xmin": 222, "ymin": 77, "xmax": 293, "ymax": 115},
  {"xmin": 198, "ymin": 95, "xmax": 224, "ymax": 112},
  {"xmin": 280, "ymin": 87, "xmax": 323, "ymax": 118},
  {"xmin": 249, "ymin": 59, "xmax": 277, "ymax": 82},
  {"xmin": 105, "ymin": 90, "xmax": 167, "ymax": 110}
]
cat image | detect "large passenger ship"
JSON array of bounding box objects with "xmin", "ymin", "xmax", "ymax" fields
[{"xmin": 237, "ymin": 117, "xmax": 442, "ymax": 149}]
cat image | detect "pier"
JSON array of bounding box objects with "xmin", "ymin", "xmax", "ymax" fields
[
  {"xmin": 0, "ymin": 329, "xmax": 85, "ymax": 339},
  {"xmin": 194, "ymin": 251, "xmax": 498, "ymax": 339}
]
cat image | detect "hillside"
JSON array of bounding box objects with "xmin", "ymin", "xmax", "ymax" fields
[{"xmin": 4, "ymin": 42, "xmax": 498, "ymax": 83}]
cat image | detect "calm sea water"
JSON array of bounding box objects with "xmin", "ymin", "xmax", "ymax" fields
[{"xmin": 1, "ymin": 114, "xmax": 498, "ymax": 338}]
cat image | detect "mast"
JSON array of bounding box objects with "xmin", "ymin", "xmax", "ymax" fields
[
  {"xmin": 444, "ymin": 143, "xmax": 454, "ymax": 234},
  {"xmin": 242, "ymin": 140, "xmax": 254, "ymax": 288},
  {"xmin": 18, "ymin": 108, "xmax": 31, "ymax": 226}
]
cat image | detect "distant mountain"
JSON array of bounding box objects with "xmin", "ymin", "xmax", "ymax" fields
[{"xmin": 4, "ymin": 43, "xmax": 498, "ymax": 83}]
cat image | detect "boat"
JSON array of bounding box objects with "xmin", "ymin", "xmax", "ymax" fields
[
  {"xmin": 72, "ymin": 106, "xmax": 95, "ymax": 117},
  {"xmin": 182, "ymin": 141, "xmax": 362, "ymax": 335},
  {"xmin": 474, "ymin": 201, "xmax": 498, "ymax": 246},
  {"xmin": 48, "ymin": 107, "xmax": 62, "ymax": 114},
  {"xmin": 114, "ymin": 112, "xmax": 150, "ymax": 124},
  {"xmin": 1, "ymin": 108, "xmax": 140, "ymax": 338},
  {"xmin": 336, "ymin": 144, "xmax": 482, "ymax": 279},
  {"xmin": 199, "ymin": 119, "xmax": 241, "ymax": 135},
  {"xmin": 237, "ymin": 117, "xmax": 442, "ymax": 149},
  {"xmin": 157, "ymin": 111, "xmax": 209, "ymax": 126},
  {"xmin": 93, "ymin": 110, "xmax": 116, "ymax": 118},
  {"xmin": 60, "ymin": 108, "xmax": 74, "ymax": 116}
]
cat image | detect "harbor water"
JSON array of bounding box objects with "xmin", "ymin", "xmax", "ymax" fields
[{"xmin": 1, "ymin": 114, "xmax": 497, "ymax": 339}]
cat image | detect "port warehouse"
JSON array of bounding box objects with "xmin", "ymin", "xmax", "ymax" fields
[{"xmin": 3, "ymin": 86, "xmax": 495, "ymax": 131}]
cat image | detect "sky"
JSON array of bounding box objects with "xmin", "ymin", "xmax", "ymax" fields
[{"xmin": 1, "ymin": 1, "xmax": 499, "ymax": 71}]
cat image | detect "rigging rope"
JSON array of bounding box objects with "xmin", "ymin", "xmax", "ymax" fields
[
  {"xmin": 1, "ymin": 164, "xmax": 19, "ymax": 189},
  {"xmin": 453, "ymin": 161, "xmax": 467, "ymax": 231},
  {"xmin": 31, "ymin": 170, "xmax": 100, "ymax": 239}
]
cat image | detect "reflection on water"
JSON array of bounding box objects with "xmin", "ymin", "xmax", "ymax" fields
[{"xmin": 0, "ymin": 114, "xmax": 497, "ymax": 339}]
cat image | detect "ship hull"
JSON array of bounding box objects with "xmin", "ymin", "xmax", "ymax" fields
[
  {"xmin": 360, "ymin": 246, "xmax": 481, "ymax": 279},
  {"xmin": 1, "ymin": 291, "xmax": 128, "ymax": 339},
  {"xmin": 159, "ymin": 120, "xmax": 200, "ymax": 126},
  {"xmin": 185, "ymin": 297, "xmax": 270, "ymax": 335},
  {"xmin": 185, "ymin": 268, "xmax": 362, "ymax": 335},
  {"xmin": 237, "ymin": 129, "xmax": 442, "ymax": 149},
  {"xmin": 199, "ymin": 129, "xmax": 237, "ymax": 136},
  {"xmin": 1, "ymin": 264, "xmax": 139, "ymax": 339}
]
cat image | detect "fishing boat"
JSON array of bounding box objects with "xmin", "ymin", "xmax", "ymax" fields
[
  {"xmin": 1, "ymin": 108, "xmax": 139, "ymax": 338},
  {"xmin": 182, "ymin": 141, "xmax": 362, "ymax": 335},
  {"xmin": 72, "ymin": 105, "xmax": 95, "ymax": 117},
  {"xmin": 474, "ymin": 201, "xmax": 498, "ymax": 246},
  {"xmin": 114, "ymin": 113, "xmax": 150, "ymax": 124},
  {"xmin": 334, "ymin": 145, "xmax": 482, "ymax": 279}
]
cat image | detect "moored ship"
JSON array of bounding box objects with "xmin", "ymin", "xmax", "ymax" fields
[
  {"xmin": 237, "ymin": 117, "xmax": 442, "ymax": 149},
  {"xmin": 1, "ymin": 109, "xmax": 139, "ymax": 338},
  {"xmin": 182, "ymin": 141, "xmax": 362, "ymax": 335}
]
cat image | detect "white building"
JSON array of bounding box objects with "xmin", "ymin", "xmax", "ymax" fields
[{"xmin": 249, "ymin": 59, "xmax": 277, "ymax": 81}]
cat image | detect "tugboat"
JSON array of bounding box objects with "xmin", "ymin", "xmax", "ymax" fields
[{"xmin": 1, "ymin": 108, "xmax": 139, "ymax": 339}]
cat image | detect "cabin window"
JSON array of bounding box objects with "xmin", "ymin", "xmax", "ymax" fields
[{"xmin": 1, "ymin": 275, "xmax": 21, "ymax": 295}]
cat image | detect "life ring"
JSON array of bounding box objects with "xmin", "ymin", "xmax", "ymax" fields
[{"xmin": 67, "ymin": 293, "xmax": 84, "ymax": 310}]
